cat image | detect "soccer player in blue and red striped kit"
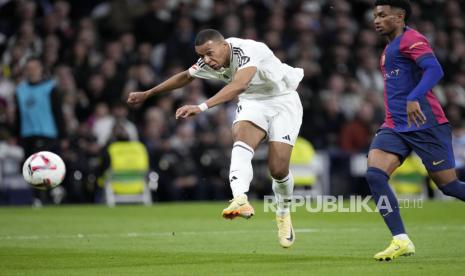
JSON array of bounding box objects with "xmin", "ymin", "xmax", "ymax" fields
[{"xmin": 367, "ymin": 0, "xmax": 465, "ymax": 261}]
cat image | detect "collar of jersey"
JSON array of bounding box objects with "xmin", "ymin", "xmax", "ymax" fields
[{"xmin": 388, "ymin": 26, "xmax": 410, "ymax": 47}]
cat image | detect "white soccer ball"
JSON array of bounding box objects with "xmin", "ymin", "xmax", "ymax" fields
[{"xmin": 22, "ymin": 151, "xmax": 66, "ymax": 190}]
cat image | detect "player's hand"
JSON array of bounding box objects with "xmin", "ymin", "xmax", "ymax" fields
[
  {"xmin": 175, "ymin": 105, "xmax": 201, "ymax": 119},
  {"xmin": 407, "ymin": 101, "xmax": 427, "ymax": 128},
  {"xmin": 127, "ymin": 91, "xmax": 148, "ymax": 106}
]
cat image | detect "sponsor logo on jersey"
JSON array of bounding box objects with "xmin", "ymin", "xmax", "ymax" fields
[{"xmin": 409, "ymin": 41, "xmax": 426, "ymax": 50}]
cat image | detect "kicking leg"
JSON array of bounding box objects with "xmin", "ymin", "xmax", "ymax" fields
[{"xmin": 222, "ymin": 121, "xmax": 265, "ymax": 219}]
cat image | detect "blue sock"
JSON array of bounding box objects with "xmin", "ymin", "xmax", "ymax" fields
[
  {"xmin": 366, "ymin": 167, "xmax": 406, "ymax": 236},
  {"xmin": 439, "ymin": 180, "xmax": 465, "ymax": 201}
]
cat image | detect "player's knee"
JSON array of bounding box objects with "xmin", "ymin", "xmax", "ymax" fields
[{"xmin": 270, "ymin": 166, "xmax": 289, "ymax": 180}]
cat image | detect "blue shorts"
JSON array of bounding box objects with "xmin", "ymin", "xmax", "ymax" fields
[{"xmin": 369, "ymin": 123, "xmax": 455, "ymax": 172}]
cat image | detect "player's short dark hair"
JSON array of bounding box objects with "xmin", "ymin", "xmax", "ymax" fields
[
  {"xmin": 375, "ymin": 0, "xmax": 411, "ymax": 21},
  {"xmin": 195, "ymin": 29, "xmax": 224, "ymax": 46}
]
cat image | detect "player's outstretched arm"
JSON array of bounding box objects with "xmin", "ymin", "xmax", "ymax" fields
[
  {"xmin": 204, "ymin": 66, "xmax": 257, "ymax": 108},
  {"xmin": 127, "ymin": 70, "xmax": 194, "ymax": 106},
  {"xmin": 175, "ymin": 67, "xmax": 257, "ymax": 119}
]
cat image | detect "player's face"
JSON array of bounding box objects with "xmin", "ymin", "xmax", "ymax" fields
[
  {"xmin": 373, "ymin": 5, "xmax": 404, "ymax": 37},
  {"xmin": 195, "ymin": 40, "xmax": 229, "ymax": 70}
]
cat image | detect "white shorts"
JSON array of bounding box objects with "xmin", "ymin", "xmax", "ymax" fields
[{"xmin": 232, "ymin": 92, "xmax": 303, "ymax": 146}]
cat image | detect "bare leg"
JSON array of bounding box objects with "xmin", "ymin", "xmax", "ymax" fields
[
  {"xmin": 268, "ymin": 141, "xmax": 294, "ymax": 215},
  {"xmin": 268, "ymin": 141, "xmax": 296, "ymax": 247}
]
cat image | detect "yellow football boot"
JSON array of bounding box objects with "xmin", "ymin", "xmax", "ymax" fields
[
  {"xmin": 374, "ymin": 238, "xmax": 415, "ymax": 261},
  {"xmin": 276, "ymin": 213, "xmax": 295, "ymax": 248},
  {"xmin": 222, "ymin": 194, "xmax": 255, "ymax": 219}
]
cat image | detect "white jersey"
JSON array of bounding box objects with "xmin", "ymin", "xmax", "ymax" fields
[{"xmin": 188, "ymin": 37, "xmax": 304, "ymax": 100}]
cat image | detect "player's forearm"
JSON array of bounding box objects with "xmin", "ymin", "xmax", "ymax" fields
[
  {"xmin": 145, "ymin": 70, "xmax": 193, "ymax": 98},
  {"xmin": 407, "ymin": 57, "xmax": 444, "ymax": 101},
  {"xmin": 205, "ymin": 82, "xmax": 248, "ymax": 108}
]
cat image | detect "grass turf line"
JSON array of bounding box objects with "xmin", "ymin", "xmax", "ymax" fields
[{"xmin": 0, "ymin": 201, "xmax": 464, "ymax": 275}]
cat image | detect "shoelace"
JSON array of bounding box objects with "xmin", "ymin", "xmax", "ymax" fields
[{"xmin": 277, "ymin": 217, "xmax": 289, "ymax": 237}]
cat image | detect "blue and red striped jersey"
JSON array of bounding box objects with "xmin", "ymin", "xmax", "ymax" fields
[{"xmin": 380, "ymin": 27, "xmax": 448, "ymax": 132}]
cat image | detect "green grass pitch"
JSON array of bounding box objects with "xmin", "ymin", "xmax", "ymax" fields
[{"xmin": 0, "ymin": 200, "xmax": 464, "ymax": 275}]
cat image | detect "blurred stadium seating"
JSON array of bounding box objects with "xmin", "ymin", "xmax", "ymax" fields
[{"xmin": 1, "ymin": 0, "xmax": 464, "ymax": 204}]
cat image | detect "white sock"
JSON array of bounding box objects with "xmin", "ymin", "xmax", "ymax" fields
[
  {"xmin": 393, "ymin": 233, "xmax": 409, "ymax": 240},
  {"xmin": 272, "ymin": 172, "xmax": 294, "ymax": 216},
  {"xmin": 229, "ymin": 141, "xmax": 254, "ymax": 197}
]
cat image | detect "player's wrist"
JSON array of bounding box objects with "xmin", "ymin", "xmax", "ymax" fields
[
  {"xmin": 143, "ymin": 90, "xmax": 152, "ymax": 99},
  {"xmin": 198, "ymin": 102, "xmax": 209, "ymax": 112},
  {"xmin": 407, "ymin": 94, "xmax": 420, "ymax": 102}
]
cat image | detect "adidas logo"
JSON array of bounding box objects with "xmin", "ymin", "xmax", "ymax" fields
[
  {"xmin": 230, "ymin": 176, "xmax": 238, "ymax": 182},
  {"xmin": 282, "ymin": 135, "xmax": 291, "ymax": 141}
]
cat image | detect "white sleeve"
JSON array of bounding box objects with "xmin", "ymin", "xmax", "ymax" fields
[
  {"xmin": 234, "ymin": 43, "xmax": 263, "ymax": 70},
  {"xmin": 188, "ymin": 58, "xmax": 216, "ymax": 80}
]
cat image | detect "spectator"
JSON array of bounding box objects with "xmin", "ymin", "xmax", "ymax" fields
[
  {"xmin": 356, "ymin": 52, "xmax": 384, "ymax": 93},
  {"xmin": 308, "ymin": 93, "xmax": 346, "ymax": 150},
  {"xmin": 92, "ymin": 102, "xmax": 138, "ymax": 146},
  {"xmin": 134, "ymin": 0, "xmax": 173, "ymax": 45},
  {"xmin": 339, "ymin": 102, "xmax": 374, "ymax": 153},
  {"xmin": 14, "ymin": 57, "xmax": 65, "ymax": 158},
  {"xmin": 0, "ymin": 129, "xmax": 28, "ymax": 204}
]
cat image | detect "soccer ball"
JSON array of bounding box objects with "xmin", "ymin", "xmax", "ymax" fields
[{"xmin": 22, "ymin": 151, "xmax": 66, "ymax": 190}]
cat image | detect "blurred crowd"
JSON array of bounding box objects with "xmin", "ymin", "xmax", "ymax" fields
[{"xmin": 1, "ymin": 0, "xmax": 465, "ymax": 203}]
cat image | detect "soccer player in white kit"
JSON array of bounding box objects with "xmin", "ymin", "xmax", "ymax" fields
[{"xmin": 127, "ymin": 29, "xmax": 303, "ymax": 248}]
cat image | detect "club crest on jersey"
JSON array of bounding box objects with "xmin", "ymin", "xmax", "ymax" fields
[{"xmin": 239, "ymin": 56, "xmax": 250, "ymax": 66}]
